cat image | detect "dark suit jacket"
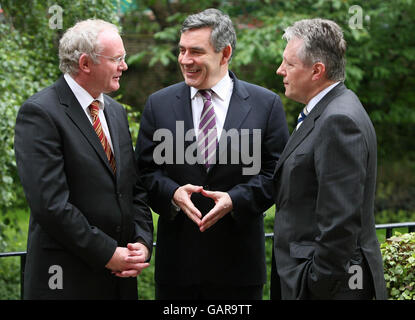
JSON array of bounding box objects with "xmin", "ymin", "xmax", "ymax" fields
[
  {"xmin": 135, "ymin": 71, "xmax": 289, "ymax": 287},
  {"xmin": 14, "ymin": 76, "xmax": 153, "ymax": 299},
  {"xmin": 272, "ymin": 83, "xmax": 387, "ymax": 299}
]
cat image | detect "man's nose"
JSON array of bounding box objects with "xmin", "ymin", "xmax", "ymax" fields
[
  {"xmin": 120, "ymin": 59, "xmax": 128, "ymax": 71},
  {"xmin": 179, "ymin": 52, "xmax": 193, "ymax": 65},
  {"xmin": 276, "ymin": 63, "xmax": 284, "ymax": 76}
]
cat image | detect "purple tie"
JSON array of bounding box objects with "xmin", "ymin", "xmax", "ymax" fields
[{"xmin": 198, "ymin": 90, "xmax": 218, "ymax": 168}]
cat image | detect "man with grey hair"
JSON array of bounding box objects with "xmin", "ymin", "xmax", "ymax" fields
[
  {"xmin": 272, "ymin": 18, "xmax": 387, "ymax": 299},
  {"xmin": 136, "ymin": 8, "xmax": 289, "ymax": 299},
  {"xmin": 14, "ymin": 19, "xmax": 153, "ymax": 299}
]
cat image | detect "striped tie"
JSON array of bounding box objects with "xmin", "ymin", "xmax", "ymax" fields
[
  {"xmin": 296, "ymin": 105, "xmax": 309, "ymax": 130},
  {"xmin": 198, "ymin": 90, "xmax": 218, "ymax": 168},
  {"xmin": 89, "ymin": 101, "xmax": 116, "ymax": 174}
]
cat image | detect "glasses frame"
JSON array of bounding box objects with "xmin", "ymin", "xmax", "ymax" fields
[{"xmin": 96, "ymin": 53, "xmax": 127, "ymax": 65}]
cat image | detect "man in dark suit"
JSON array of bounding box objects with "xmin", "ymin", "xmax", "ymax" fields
[
  {"xmin": 135, "ymin": 9, "xmax": 289, "ymax": 299},
  {"xmin": 14, "ymin": 19, "xmax": 153, "ymax": 299},
  {"xmin": 272, "ymin": 18, "xmax": 387, "ymax": 299}
]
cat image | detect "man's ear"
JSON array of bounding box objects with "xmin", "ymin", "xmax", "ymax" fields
[
  {"xmin": 221, "ymin": 45, "xmax": 232, "ymax": 65},
  {"xmin": 311, "ymin": 62, "xmax": 326, "ymax": 81},
  {"xmin": 78, "ymin": 53, "xmax": 92, "ymax": 74}
]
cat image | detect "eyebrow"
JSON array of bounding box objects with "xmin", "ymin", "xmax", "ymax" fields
[{"xmin": 178, "ymin": 45, "xmax": 206, "ymax": 52}]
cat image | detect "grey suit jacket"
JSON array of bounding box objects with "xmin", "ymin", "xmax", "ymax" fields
[{"xmin": 272, "ymin": 83, "xmax": 387, "ymax": 299}]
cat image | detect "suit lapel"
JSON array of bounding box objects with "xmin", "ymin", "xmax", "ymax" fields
[
  {"xmin": 172, "ymin": 83, "xmax": 195, "ymax": 145},
  {"xmin": 55, "ymin": 76, "xmax": 115, "ymax": 177},
  {"xmin": 274, "ymin": 82, "xmax": 346, "ymax": 174},
  {"xmin": 173, "ymin": 83, "xmax": 208, "ymax": 173},
  {"xmin": 211, "ymin": 72, "xmax": 251, "ymax": 171},
  {"xmin": 221, "ymin": 72, "xmax": 251, "ymax": 133}
]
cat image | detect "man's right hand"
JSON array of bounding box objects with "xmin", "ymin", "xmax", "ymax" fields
[{"xmin": 172, "ymin": 184, "xmax": 203, "ymax": 227}]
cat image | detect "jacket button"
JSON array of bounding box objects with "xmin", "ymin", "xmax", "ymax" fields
[{"xmin": 115, "ymin": 226, "xmax": 121, "ymax": 233}]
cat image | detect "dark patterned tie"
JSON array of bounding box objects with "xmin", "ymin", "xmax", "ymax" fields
[
  {"xmin": 89, "ymin": 101, "xmax": 116, "ymax": 174},
  {"xmin": 296, "ymin": 106, "xmax": 309, "ymax": 130},
  {"xmin": 198, "ymin": 90, "xmax": 218, "ymax": 168}
]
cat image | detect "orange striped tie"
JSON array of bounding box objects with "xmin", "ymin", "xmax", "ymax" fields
[{"xmin": 89, "ymin": 101, "xmax": 116, "ymax": 174}]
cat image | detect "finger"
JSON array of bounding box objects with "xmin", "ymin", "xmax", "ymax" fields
[
  {"xmin": 180, "ymin": 196, "xmax": 203, "ymax": 219},
  {"xmin": 187, "ymin": 203, "xmax": 203, "ymax": 219},
  {"xmin": 199, "ymin": 199, "xmax": 231, "ymax": 232},
  {"xmin": 184, "ymin": 209, "xmax": 202, "ymax": 226},
  {"xmin": 122, "ymin": 262, "xmax": 150, "ymax": 272},
  {"xmin": 131, "ymin": 262, "xmax": 150, "ymax": 271},
  {"xmin": 127, "ymin": 250, "xmax": 145, "ymax": 258},
  {"xmin": 114, "ymin": 270, "xmax": 140, "ymax": 278},
  {"xmin": 176, "ymin": 194, "xmax": 202, "ymax": 218},
  {"xmin": 127, "ymin": 242, "xmax": 143, "ymax": 251},
  {"xmin": 200, "ymin": 211, "xmax": 219, "ymax": 232},
  {"xmin": 125, "ymin": 255, "xmax": 146, "ymax": 264},
  {"xmin": 127, "ymin": 249, "xmax": 145, "ymax": 258},
  {"xmin": 201, "ymin": 189, "xmax": 216, "ymax": 199},
  {"xmin": 184, "ymin": 184, "xmax": 204, "ymax": 193}
]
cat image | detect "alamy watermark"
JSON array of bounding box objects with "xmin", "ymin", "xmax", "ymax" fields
[
  {"xmin": 348, "ymin": 264, "xmax": 363, "ymax": 290},
  {"xmin": 48, "ymin": 4, "xmax": 63, "ymax": 30},
  {"xmin": 152, "ymin": 121, "xmax": 262, "ymax": 175},
  {"xmin": 48, "ymin": 264, "xmax": 63, "ymax": 290},
  {"xmin": 348, "ymin": 5, "xmax": 370, "ymax": 30}
]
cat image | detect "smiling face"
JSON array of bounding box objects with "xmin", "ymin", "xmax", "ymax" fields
[
  {"xmin": 178, "ymin": 27, "xmax": 229, "ymax": 90},
  {"xmin": 88, "ymin": 29, "xmax": 128, "ymax": 97},
  {"xmin": 276, "ymin": 38, "xmax": 314, "ymax": 104}
]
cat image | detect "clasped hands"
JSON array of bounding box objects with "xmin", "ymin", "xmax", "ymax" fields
[
  {"xmin": 173, "ymin": 184, "xmax": 233, "ymax": 232},
  {"xmin": 105, "ymin": 242, "xmax": 150, "ymax": 278}
]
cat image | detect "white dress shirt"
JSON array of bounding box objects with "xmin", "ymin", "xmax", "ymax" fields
[
  {"xmin": 190, "ymin": 73, "xmax": 234, "ymax": 139},
  {"xmin": 64, "ymin": 73, "xmax": 114, "ymax": 152}
]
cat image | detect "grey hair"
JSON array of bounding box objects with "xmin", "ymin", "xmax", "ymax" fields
[
  {"xmin": 59, "ymin": 19, "xmax": 119, "ymax": 75},
  {"xmin": 283, "ymin": 18, "xmax": 346, "ymax": 82},
  {"xmin": 181, "ymin": 8, "xmax": 236, "ymax": 61}
]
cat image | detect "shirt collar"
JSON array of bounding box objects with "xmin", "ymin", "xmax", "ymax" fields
[
  {"xmin": 306, "ymin": 81, "xmax": 340, "ymax": 113},
  {"xmin": 64, "ymin": 73, "xmax": 105, "ymax": 111},
  {"xmin": 190, "ymin": 72, "xmax": 232, "ymax": 100}
]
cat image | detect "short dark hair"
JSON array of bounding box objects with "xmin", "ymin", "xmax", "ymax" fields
[{"xmin": 181, "ymin": 8, "xmax": 236, "ymax": 61}]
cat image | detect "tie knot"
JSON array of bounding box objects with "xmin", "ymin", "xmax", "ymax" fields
[
  {"xmin": 297, "ymin": 106, "xmax": 309, "ymax": 124},
  {"xmin": 89, "ymin": 100, "xmax": 100, "ymax": 118},
  {"xmin": 199, "ymin": 90, "xmax": 212, "ymax": 101}
]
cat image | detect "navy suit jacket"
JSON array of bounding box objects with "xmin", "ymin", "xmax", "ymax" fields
[
  {"xmin": 14, "ymin": 76, "xmax": 153, "ymax": 299},
  {"xmin": 136, "ymin": 71, "xmax": 289, "ymax": 286}
]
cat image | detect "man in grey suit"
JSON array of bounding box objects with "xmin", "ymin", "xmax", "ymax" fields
[{"xmin": 271, "ymin": 18, "xmax": 387, "ymax": 299}]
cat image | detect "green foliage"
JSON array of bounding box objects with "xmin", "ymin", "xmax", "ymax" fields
[
  {"xmin": 0, "ymin": 209, "xmax": 28, "ymax": 300},
  {"xmin": 376, "ymin": 210, "xmax": 415, "ymax": 225},
  {"xmin": 0, "ymin": 0, "xmax": 119, "ymax": 216},
  {"xmin": 0, "ymin": 254, "xmax": 21, "ymax": 300},
  {"xmin": 121, "ymin": 99, "xmax": 141, "ymax": 144},
  {"xmin": 125, "ymin": 0, "xmax": 415, "ymax": 158},
  {"xmin": 0, "ymin": 0, "xmax": 414, "ymax": 300},
  {"xmin": 0, "ymin": 24, "xmax": 57, "ymax": 210},
  {"xmin": 376, "ymin": 160, "xmax": 415, "ymax": 215},
  {"xmin": 381, "ymin": 232, "xmax": 415, "ymax": 300}
]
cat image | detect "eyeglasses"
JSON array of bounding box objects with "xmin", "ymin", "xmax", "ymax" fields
[{"xmin": 96, "ymin": 53, "xmax": 127, "ymax": 65}]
